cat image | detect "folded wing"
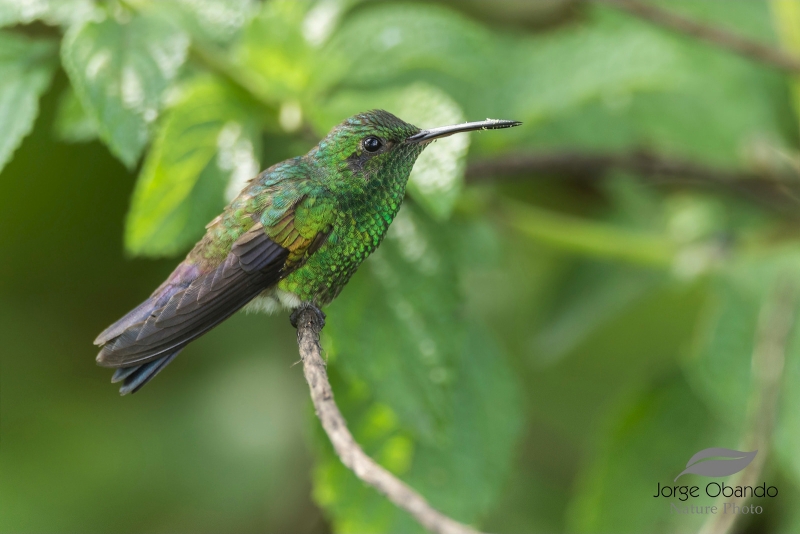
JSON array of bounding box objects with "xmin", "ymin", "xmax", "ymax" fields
[{"xmin": 96, "ymin": 224, "xmax": 289, "ymax": 369}]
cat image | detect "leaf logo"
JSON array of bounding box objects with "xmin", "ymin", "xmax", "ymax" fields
[{"xmin": 674, "ymin": 448, "xmax": 757, "ymax": 482}]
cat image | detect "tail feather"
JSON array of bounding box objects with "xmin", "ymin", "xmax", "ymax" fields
[
  {"xmin": 95, "ymin": 225, "xmax": 291, "ymax": 394},
  {"xmin": 112, "ymin": 351, "xmax": 181, "ymax": 395}
]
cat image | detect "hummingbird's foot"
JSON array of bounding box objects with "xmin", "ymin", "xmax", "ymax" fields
[{"xmin": 290, "ymin": 303, "xmax": 326, "ymax": 329}]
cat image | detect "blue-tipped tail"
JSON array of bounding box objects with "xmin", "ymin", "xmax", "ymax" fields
[{"xmin": 111, "ymin": 351, "xmax": 181, "ymax": 395}]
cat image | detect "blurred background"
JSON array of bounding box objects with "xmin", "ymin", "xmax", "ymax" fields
[{"xmin": 3, "ymin": 0, "xmax": 800, "ymax": 532}]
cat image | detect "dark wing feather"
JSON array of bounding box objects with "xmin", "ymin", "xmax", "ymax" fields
[
  {"xmin": 96, "ymin": 224, "xmax": 289, "ymax": 368},
  {"xmin": 94, "ymin": 262, "xmax": 201, "ymax": 346}
]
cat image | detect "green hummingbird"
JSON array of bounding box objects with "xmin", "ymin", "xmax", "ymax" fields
[{"xmin": 95, "ymin": 110, "xmax": 520, "ymax": 394}]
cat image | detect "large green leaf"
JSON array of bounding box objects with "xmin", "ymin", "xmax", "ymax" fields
[
  {"xmin": 530, "ymin": 181, "xmax": 727, "ymax": 364},
  {"xmin": 61, "ymin": 11, "xmax": 189, "ymax": 168},
  {"xmin": 0, "ymin": 32, "xmax": 57, "ymax": 175},
  {"xmin": 568, "ymin": 377, "xmax": 729, "ymax": 534},
  {"xmin": 0, "ymin": 0, "xmax": 98, "ymax": 28},
  {"xmin": 321, "ymin": 2, "xmax": 787, "ymax": 166},
  {"xmin": 319, "ymin": 322, "xmax": 521, "ymax": 532},
  {"xmin": 773, "ymin": 0, "xmax": 800, "ymax": 144},
  {"xmin": 234, "ymin": 0, "xmax": 362, "ymax": 104},
  {"xmin": 235, "ymin": 0, "xmax": 317, "ymax": 103},
  {"xmin": 324, "ymin": 204, "xmax": 462, "ymax": 438},
  {"xmin": 773, "ymin": 302, "xmax": 800, "ymax": 492},
  {"xmin": 157, "ymin": 0, "xmax": 257, "ymax": 43},
  {"xmin": 125, "ymin": 77, "xmax": 262, "ymax": 256},
  {"xmin": 533, "ymin": 265, "xmax": 664, "ymax": 365},
  {"xmin": 520, "ymin": 3, "xmax": 788, "ymax": 167},
  {"xmin": 322, "ymin": 3, "xmax": 495, "ymax": 90},
  {"xmin": 316, "ymin": 204, "xmax": 523, "ymax": 531},
  {"xmin": 683, "ymin": 250, "xmax": 800, "ymax": 421},
  {"xmin": 681, "ymin": 248, "xmax": 800, "ymax": 500},
  {"xmin": 324, "ymin": 2, "xmax": 679, "ymax": 135},
  {"xmin": 316, "ymin": 325, "xmax": 522, "ymax": 533},
  {"xmin": 682, "ymin": 268, "xmax": 762, "ymax": 429}
]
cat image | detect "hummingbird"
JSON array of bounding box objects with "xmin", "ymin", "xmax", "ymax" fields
[{"xmin": 95, "ymin": 110, "xmax": 520, "ymax": 394}]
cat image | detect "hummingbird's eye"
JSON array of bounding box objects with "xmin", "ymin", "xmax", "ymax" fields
[{"xmin": 363, "ymin": 136, "xmax": 382, "ymax": 153}]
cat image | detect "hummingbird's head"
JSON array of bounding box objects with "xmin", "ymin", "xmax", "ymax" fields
[
  {"xmin": 310, "ymin": 109, "xmax": 520, "ymax": 193},
  {"xmin": 311, "ymin": 110, "xmax": 422, "ymax": 189}
]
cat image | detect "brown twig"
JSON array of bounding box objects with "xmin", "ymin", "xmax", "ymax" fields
[
  {"xmin": 293, "ymin": 306, "xmax": 483, "ymax": 534},
  {"xmin": 465, "ymin": 150, "xmax": 800, "ymax": 215},
  {"xmin": 593, "ymin": 0, "xmax": 800, "ymax": 73}
]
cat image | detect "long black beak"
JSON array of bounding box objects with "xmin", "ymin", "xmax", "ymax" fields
[{"xmin": 406, "ymin": 119, "xmax": 521, "ymax": 144}]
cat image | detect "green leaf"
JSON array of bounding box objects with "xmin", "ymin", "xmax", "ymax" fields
[
  {"xmin": 235, "ymin": 0, "xmax": 316, "ymax": 103},
  {"xmin": 154, "ymin": 0, "xmax": 258, "ymax": 44},
  {"xmin": 125, "ymin": 77, "xmax": 261, "ymax": 256},
  {"xmin": 683, "ymin": 250, "xmax": 800, "ymax": 423},
  {"xmin": 53, "ymin": 86, "xmax": 98, "ymax": 143},
  {"xmin": 0, "ymin": 32, "xmax": 57, "ymax": 175},
  {"xmin": 568, "ymin": 377, "xmax": 727, "ymax": 534},
  {"xmin": 500, "ymin": 198, "xmax": 676, "ymax": 267},
  {"xmin": 317, "ymin": 326, "xmax": 522, "ymax": 532},
  {"xmin": 323, "ymin": 2, "xmax": 787, "ymax": 166},
  {"xmin": 325, "ymin": 2, "xmax": 679, "ymax": 134},
  {"xmin": 234, "ymin": 0, "xmax": 363, "ymax": 105},
  {"xmin": 61, "ymin": 12, "xmax": 189, "ymax": 168},
  {"xmin": 412, "ymin": 322, "xmax": 523, "ymax": 518},
  {"xmin": 520, "ymin": 4, "xmax": 789, "ymax": 167},
  {"xmin": 394, "ymin": 86, "xmax": 467, "ymax": 221},
  {"xmin": 0, "ymin": 0, "xmax": 98, "ymax": 28},
  {"xmin": 682, "ymin": 270, "xmax": 761, "ymax": 429},
  {"xmin": 681, "ymin": 248, "xmax": 800, "ymax": 496},
  {"xmin": 773, "ymin": 0, "xmax": 800, "ymax": 139},
  {"xmin": 323, "ymin": 3, "xmax": 495, "ymax": 88},
  {"xmin": 778, "ymin": 339, "xmax": 800, "ymax": 489},
  {"xmin": 317, "ymin": 204, "xmax": 523, "ymax": 531},
  {"xmin": 508, "ymin": 185, "xmax": 760, "ymax": 314},
  {"xmin": 324, "ymin": 204, "xmax": 462, "ymax": 437},
  {"xmin": 533, "ymin": 265, "xmax": 663, "ymax": 365}
]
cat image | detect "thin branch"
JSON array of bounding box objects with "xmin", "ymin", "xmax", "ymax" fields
[
  {"xmin": 293, "ymin": 306, "xmax": 483, "ymax": 534},
  {"xmin": 465, "ymin": 150, "xmax": 800, "ymax": 215},
  {"xmin": 593, "ymin": 0, "xmax": 800, "ymax": 73},
  {"xmin": 698, "ymin": 279, "xmax": 797, "ymax": 534}
]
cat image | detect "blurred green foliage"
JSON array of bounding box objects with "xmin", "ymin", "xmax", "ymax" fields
[{"xmin": 3, "ymin": 0, "xmax": 800, "ymax": 533}]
